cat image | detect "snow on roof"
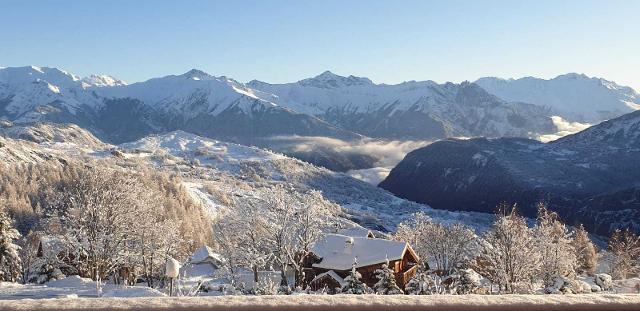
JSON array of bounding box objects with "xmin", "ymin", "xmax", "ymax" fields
[
  {"xmin": 310, "ymin": 270, "xmax": 346, "ymax": 287},
  {"xmin": 311, "ymin": 234, "xmax": 410, "ymax": 271},
  {"xmin": 336, "ymin": 226, "xmax": 374, "ymax": 238},
  {"xmin": 189, "ymin": 246, "xmax": 225, "ymax": 264},
  {"xmin": 39, "ymin": 235, "xmax": 68, "ymax": 258}
]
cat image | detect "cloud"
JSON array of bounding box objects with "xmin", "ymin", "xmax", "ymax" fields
[
  {"xmin": 538, "ymin": 116, "xmax": 591, "ymax": 143},
  {"xmin": 264, "ymin": 136, "xmax": 431, "ymax": 185},
  {"xmin": 266, "ymin": 135, "xmax": 431, "ymax": 167},
  {"xmin": 346, "ymin": 167, "xmax": 392, "ymax": 185}
]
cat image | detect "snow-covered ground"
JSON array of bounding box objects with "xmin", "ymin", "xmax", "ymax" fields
[
  {"xmin": 0, "ymin": 276, "xmax": 165, "ymax": 300},
  {"xmin": 1, "ymin": 294, "xmax": 640, "ymax": 310}
]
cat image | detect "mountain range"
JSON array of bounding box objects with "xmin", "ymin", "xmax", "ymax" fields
[
  {"xmin": 3, "ymin": 65, "xmax": 638, "ymax": 171},
  {"xmin": 476, "ymin": 74, "xmax": 640, "ymax": 123},
  {"xmin": 2, "ymin": 65, "xmax": 640, "ymax": 236}
]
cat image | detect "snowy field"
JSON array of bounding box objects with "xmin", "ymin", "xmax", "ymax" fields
[{"xmin": 1, "ymin": 294, "xmax": 640, "ymax": 311}]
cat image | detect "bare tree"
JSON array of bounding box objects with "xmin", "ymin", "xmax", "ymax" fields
[
  {"xmin": 476, "ymin": 205, "xmax": 540, "ymax": 293},
  {"xmin": 395, "ymin": 212, "xmax": 478, "ymax": 274},
  {"xmin": 534, "ymin": 204, "xmax": 577, "ymax": 285},
  {"xmin": 608, "ymin": 228, "xmax": 640, "ymax": 279}
]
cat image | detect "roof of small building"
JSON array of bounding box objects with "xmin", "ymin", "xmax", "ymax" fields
[
  {"xmin": 189, "ymin": 246, "xmax": 225, "ymax": 264},
  {"xmin": 335, "ymin": 226, "xmax": 374, "ymax": 238},
  {"xmin": 39, "ymin": 235, "xmax": 68, "ymax": 258},
  {"xmin": 310, "ymin": 270, "xmax": 346, "ymax": 287},
  {"xmin": 311, "ymin": 234, "xmax": 415, "ymax": 271}
]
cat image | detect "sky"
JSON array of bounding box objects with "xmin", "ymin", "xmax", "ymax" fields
[{"xmin": 1, "ymin": 0, "xmax": 639, "ymax": 90}]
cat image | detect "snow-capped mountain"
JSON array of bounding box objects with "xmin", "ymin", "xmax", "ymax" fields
[
  {"xmin": 81, "ymin": 74, "xmax": 126, "ymax": 88},
  {"xmin": 248, "ymin": 71, "xmax": 556, "ymax": 140},
  {"xmin": 475, "ymin": 73, "xmax": 640, "ymax": 123},
  {"xmin": 380, "ymin": 110, "xmax": 640, "ymax": 236},
  {"xmin": 0, "ymin": 66, "xmax": 101, "ymax": 122},
  {"xmin": 0, "ymin": 66, "xmax": 360, "ymax": 145}
]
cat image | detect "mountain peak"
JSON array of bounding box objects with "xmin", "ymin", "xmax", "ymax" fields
[
  {"xmin": 555, "ymin": 72, "xmax": 590, "ymax": 80},
  {"xmin": 81, "ymin": 74, "xmax": 126, "ymax": 88},
  {"xmin": 182, "ymin": 69, "xmax": 212, "ymax": 80},
  {"xmin": 299, "ymin": 71, "xmax": 373, "ymax": 88},
  {"xmin": 315, "ymin": 70, "xmax": 340, "ymax": 78}
]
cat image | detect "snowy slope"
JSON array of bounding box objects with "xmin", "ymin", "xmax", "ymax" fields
[
  {"xmin": 118, "ymin": 130, "xmax": 495, "ymax": 232},
  {"xmin": 249, "ymin": 71, "xmax": 556, "ymax": 139},
  {"xmin": 1, "ymin": 122, "xmax": 494, "ymax": 233},
  {"xmin": 476, "ymin": 74, "xmax": 640, "ymax": 123}
]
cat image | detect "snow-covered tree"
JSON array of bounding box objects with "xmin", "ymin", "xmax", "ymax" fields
[
  {"xmin": 475, "ymin": 204, "xmax": 539, "ymax": 293},
  {"xmin": 394, "ymin": 212, "xmax": 432, "ymax": 263},
  {"xmin": 373, "ymin": 258, "xmax": 403, "ymax": 295},
  {"xmin": 455, "ymin": 268, "xmax": 482, "ymax": 294},
  {"xmin": 44, "ymin": 167, "xmax": 189, "ymax": 284},
  {"xmin": 607, "ymin": 228, "xmax": 640, "ymax": 279},
  {"xmin": 395, "ymin": 212, "xmax": 478, "ymax": 274},
  {"xmin": 134, "ymin": 213, "xmax": 182, "ymax": 287},
  {"xmin": 405, "ymin": 270, "xmax": 435, "ymax": 295},
  {"xmin": 258, "ymin": 185, "xmax": 339, "ymax": 288},
  {"xmin": 534, "ymin": 204, "xmax": 577, "ymax": 285},
  {"xmin": 27, "ymin": 256, "xmax": 65, "ymax": 284},
  {"xmin": 0, "ymin": 206, "xmax": 22, "ymax": 282},
  {"xmin": 341, "ymin": 260, "xmax": 371, "ymax": 294},
  {"xmin": 572, "ymin": 224, "xmax": 598, "ymax": 276},
  {"xmin": 290, "ymin": 190, "xmax": 340, "ymax": 287},
  {"xmin": 213, "ymin": 195, "xmax": 270, "ymax": 285}
]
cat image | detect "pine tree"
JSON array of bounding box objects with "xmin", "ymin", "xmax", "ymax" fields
[
  {"xmin": 405, "ymin": 269, "xmax": 435, "ymax": 295},
  {"xmin": 572, "ymin": 224, "xmax": 598, "ymax": 276},
  {"xmin": 342, "ymin": 260, "xmax": 371, "ymax": 294},
  {"xmin": 456, "ymin": 269, "xmax": 481, "ymax": 294},
  {"xmin": 373, "ymin": 258, "xmax": 403, "ymax": 295},
  {"xmin": 0, "ymin": 207, "xmax": 22, "ymax": 282}
]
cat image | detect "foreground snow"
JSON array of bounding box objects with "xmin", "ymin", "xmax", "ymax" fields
[
  {"xmin": 1, "ymin": 294, "xmax": 639, "ymax": 310},
  {"xmin": 0, "ymin": 276, "xmax": 165, "ymax": 300}
]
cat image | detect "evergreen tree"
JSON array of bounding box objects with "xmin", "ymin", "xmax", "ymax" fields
[
  {"xmin": 373, "ymin": 258, "xmax": 403, "ymax": 295},
  {"xmin": 0, "ymin": 207, "xmax": 22, "ymax": 282},
  {"xmin": 455, "ymin": 269, "xmax": 481, "ymax": 294},
  {"xmin": 572, "ymin": 224, "xmax": 598, "ymax": 276},
  {"xmin": 342, "ymin": 260, "xmax": 371, "ymax": 294},
  {"xmin": 405, "ymin": 269, "xmax": 435, "ymax": 295}
]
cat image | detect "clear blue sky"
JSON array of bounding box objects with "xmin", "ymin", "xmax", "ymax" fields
[{"xmin": 1, "ymin": 0, "xmax": 639, "ymax": 90}]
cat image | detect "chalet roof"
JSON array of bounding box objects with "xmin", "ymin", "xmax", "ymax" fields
[
  {"xmin": 189, "ymin": 246, "xmax": 225, "ymax": 265},
  {"xmin": 310, "ymin": 270, "xmax": 346, "ymax": 287},
  {"xmin": 311, "ymin": 234, "xmax": 412, "ymax": 271},
  {"xmin": 336, "ymin": 226, "xmax": 374, "ymax": 238}
]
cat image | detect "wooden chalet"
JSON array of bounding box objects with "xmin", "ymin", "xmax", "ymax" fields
[{"xmin": 305, "ymin": 234, "xmax": 421, "ymax": 290}]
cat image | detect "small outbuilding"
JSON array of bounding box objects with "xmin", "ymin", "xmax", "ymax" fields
[{"xmin": 180, "ymin": 246, "xmax": 225, "ymax": 278}]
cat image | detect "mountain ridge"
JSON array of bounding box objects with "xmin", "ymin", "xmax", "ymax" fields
[{"xmin": 379, "ymin": 110, "xmax": 640, "ymax": 236}]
